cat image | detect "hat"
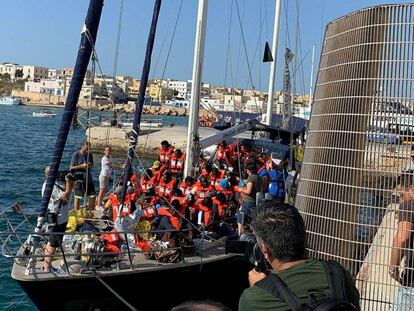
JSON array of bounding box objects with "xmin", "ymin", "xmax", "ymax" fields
[{"xmin": 152, "ymin": 160, "xmax": 161, "ymax": 168}]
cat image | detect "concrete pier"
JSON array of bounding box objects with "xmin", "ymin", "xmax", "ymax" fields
[{"xmin": 86, "ymin": 125, "xmax": 219, "ymax": 157}]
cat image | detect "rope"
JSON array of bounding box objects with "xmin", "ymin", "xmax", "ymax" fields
[
  {"xmin": 160, "ymin": 0, "xmax": 184, "ymax": 80},
  {"xmin": 93, "ymin": 270, "xmax": 138, "ymax": 311}
]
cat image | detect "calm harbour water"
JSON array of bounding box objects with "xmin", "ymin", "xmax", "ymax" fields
[{"xmin": 0, "ymin": 104, "xmax": 187, "ymax": 311}]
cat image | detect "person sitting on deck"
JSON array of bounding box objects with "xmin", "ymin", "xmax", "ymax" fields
[
  {"xmin": 140, "ymin": 168, "xmax": 155, "ymax": 193},
  {"xmin": 170, "ymin": 148, "xmax": 185, "ymax": 177},
  {"xmin": 156, "ymin": 199, "xmax": 181, "ymax": 240},
  {"xmin": 192, "ymin": 197, "xmax": 214, "ymax": 228},
  {"xmin": 158, "ymin": 140, "xmax": 174, "ymax": 166},
  {"xmin": 210, "ymin": 167, "xmax": 225, "ymax": 190},
  {"xmin": 157, "ymin": 171, "xmax": 176, "ymax": 200},
  {"xmin": 138, "ymin": 188, "xmax": 158, "ymax": 222},
  {"xmin": 191, "ymin": 175, "xmax": 214, "ymax": 203},
  {"xmin": 179, "ymin": 176, "xmax": 195, "ymax": 197},
  {"xmin": 216, "ymin": 140, "xmax": 233, "ymax": 167},
  {"xmin": 151, "ymin": 160, "xmax": 165, "ymax": 185},
  {"xmin": 41, "ymin": 166, "xmax": 74, "ymax": 273},
  {"xmin": 104, "ymin": 185, "xmax": 132, "ymax": 222}
]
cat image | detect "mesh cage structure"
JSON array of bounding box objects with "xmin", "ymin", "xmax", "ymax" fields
[{"xmin": 295, "ymin": 4, "xmax": 414, "ymax": 310}]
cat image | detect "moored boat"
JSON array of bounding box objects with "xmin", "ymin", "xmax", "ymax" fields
[
  {"xmin": 0, "ymin": 96, "xmax": 22, "ymax": 106},
  {"xmin": 32, "ymin": 109, "xmax": 57, "ymax": 118}
]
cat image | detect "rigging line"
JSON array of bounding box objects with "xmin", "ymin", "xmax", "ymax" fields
[
  {"xmin": 234, "ymin": 0, "xmax": 257, "ymax": 101},
  {"xmin": 151, "ymin": 0, "xmax": 178, "ymax": 78},
  {"xmin": 223, "ymin": 0, "xmax": 234, "ymax": 90},
  {"xmin": 234, "ymin": 0, "xmax": 247, "ymax": 88},
  {"xmin": 264, "ymin": 0, "xmax": 270, "ymax": 41},
  {"xmin": 283, "ymin": 0, "xmax": 291, "ymax": 49},
  {"xmin": 110, "ymin": 0, "xmax": 124, "ymax": 107},
  {"xmin": 93, "ymin": 271, "xmax": 138, "ymax": 311},
  {"xmin": 160, "ymin": 0, "xmax": 184, "ymax": 80}
]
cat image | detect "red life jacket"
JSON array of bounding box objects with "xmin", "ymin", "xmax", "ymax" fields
[
  {"xmin": 179, "ymin": 181, "xmax": 192, "ymax": 196},
  {"xmin": 157, "ymin": 207, "xmax": 181, "ymax": 231},
  {"xmin": 194, "ymin": 203, "xmax": 213, "ymax": 225},
  {"xmin": 157, "ymin": 178, "xmax": 176, "ymax": 199},
  {"xmin": 170, "ymin": 195, "xmax": 188, "ymax": 215},
  {"xmin": 140, "ymin": 176, "xmax": 154, "ymax": 193},
  {"xmin": 108, "ymin": 193, "xmax": 132, "ymax": 222},
  {"xmin": 142, "ymin": 204, "xmax": 157, "ymax": 219},
  {"xmin": 169, "ymin": 153, "xmax": 185, "ymax": 174},
  {"xmin": 210, "ymin": 170, "xmax": 225, "ymax": 189},
  {"xmin": 216, "ymin": 145, "xmax": 230, "ymax": 161},
  {"xmin": 192, "ymin": 182, "xmax": 214, "ymax": 200},
  {"xmin": 213, "ymin": 197, "xmax": 229, "ymax": 219},
  {"xmin": 159, "ymin": 146, "xmax": 174, "ymax": 164}
]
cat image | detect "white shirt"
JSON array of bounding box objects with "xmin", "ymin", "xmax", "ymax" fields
[
  {"xmin": 41, "ymin": 180, "xmax": 69, "ymax": 225},
  {"xmin": 100, "ymin": 155, "xmax": 114, "ymax": 177}
]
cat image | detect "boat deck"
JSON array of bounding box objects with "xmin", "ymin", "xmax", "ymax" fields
[{"xmin": 11, "ymin": 238, "xmax": 234, "ymax": 282}]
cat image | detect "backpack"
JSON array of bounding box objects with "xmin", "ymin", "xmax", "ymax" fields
[
  {"xmin": 268, "ymin": 169, "xmax": 285, "ymax": 198},
  {"xmin": 255, "ymin": 260, "xmax": 358, "ymax": 311}
]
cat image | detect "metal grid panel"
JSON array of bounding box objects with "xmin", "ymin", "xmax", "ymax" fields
[{"xmin": 296, "ymin": 4, "xmax": 414, "ymax": 310}]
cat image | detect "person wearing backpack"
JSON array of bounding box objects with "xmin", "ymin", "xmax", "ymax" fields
[
  {"xmin": 268, "ymin": 160, "xmax": 287, "ymax": 203},
  {"xmin": 238, "ymin": 202, "xmax": 360, "ymax": 311}
]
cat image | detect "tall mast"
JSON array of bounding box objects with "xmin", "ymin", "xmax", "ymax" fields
[
  {"xmin": 40, "ymin": 0, "xmax": 104, "ymax": 217},
  {"xmin": 265, "ymin": 0, "xmax": 282, "ymax": 126},
  {"xmin": 184, "ymin": 0, "xmax": 208, "ymax": 178},
  {"xmin": 309, "ymin": 43, "xmax": 316, "ymax": 106},
  {"xmin": 119, "ymin": 0, "xmax": 162, "ymax": 205}
]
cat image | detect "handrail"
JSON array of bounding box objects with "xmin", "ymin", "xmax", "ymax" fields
[{"xmin": 0, "ymin": 203, "xmax": 218, "ymax": 274}]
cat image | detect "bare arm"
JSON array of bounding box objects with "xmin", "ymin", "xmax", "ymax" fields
[
  {"xmin": 390, "ymin": 220, "xmax": 413, "ymax": 267},
  {"xmin": 240, "ymin": 182, "xmax": 253, "ymax": 195}
]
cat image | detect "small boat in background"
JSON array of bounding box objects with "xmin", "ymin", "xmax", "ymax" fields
[
  {"xmin": 0, "ymin": 96, "xmax": 22, "ymax": 106},
  {"xmin": 32, "ymin": 109, "xmax": 57, "ymax": 118}
]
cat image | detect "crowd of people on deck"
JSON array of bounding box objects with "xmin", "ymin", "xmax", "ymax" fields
[{"xmin": 97, "ymin": 139, "xmax": 292, "ymax": 242}]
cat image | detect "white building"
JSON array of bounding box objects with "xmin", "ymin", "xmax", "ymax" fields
[
  {"xmin": 168, "ymin": 80, "xmax": 192, "ymax": 99},
  {"xmin": 0, "ymin": 62, "xmax": 23, "ymax": 81},
  {"xmin": 48, "ymin": 69, "xmax": 57, "ymax": 79},
  {"xmin": 223, "ymin": 94, "xmax": 245, "ymax": 111},
  {"xmin": 23, "ymin": 65, "xmax": 49, "ymax": 81},
  {"xmin": 25, "ymin": 79, "xmax": 65, "ymax": 96}
]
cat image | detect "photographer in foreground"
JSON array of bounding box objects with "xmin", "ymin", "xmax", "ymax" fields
[
  {"xmin": 41, "ymin": 166, "xmax": 74, "ymax": 273},
  {"xmin": 239, "ymin": 202, "xmax": 360, "ymax": 310}
]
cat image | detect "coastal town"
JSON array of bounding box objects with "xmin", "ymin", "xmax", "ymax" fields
[{"xmin": 0, "ymin": 61, "xmax": 311, "ymax": 118}]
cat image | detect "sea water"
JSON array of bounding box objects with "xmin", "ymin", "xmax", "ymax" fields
[{"xmin": 0, "ymin": 105, "xmax": 187, "ymax": 310}]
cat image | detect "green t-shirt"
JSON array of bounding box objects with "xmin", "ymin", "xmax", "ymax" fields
[{"xmin": 239, "ymin": 259, "xmax": 360, "ymax": 311}]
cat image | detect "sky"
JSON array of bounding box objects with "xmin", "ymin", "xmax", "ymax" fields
[{"xmin": 0, "ymin": 0, "xmax": 407, "ymax": 94}]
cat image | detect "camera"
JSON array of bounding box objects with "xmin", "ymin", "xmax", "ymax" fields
[
  {"xmin": 225, "ymin": 233, "xmax": 268, "ymax": 272},
  {"xmin": 57, "ymin": 170, "xmax": 76, "ymax": 182}
]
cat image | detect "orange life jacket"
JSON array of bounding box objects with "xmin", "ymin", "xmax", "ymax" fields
[
  {"xmin": 192, "ymin": 182, "xmax": 214, "ymax": 200},
  {"xmin": 213, "ymin": 197, "xmax": 229, "ymax": 219},
  {"xmin": 210, "ymin": 170, "xmax": 225, "ymax": 189},
  {"xmin": 169, "ymin": 153, "xmax": 185, "ymax": 174},
  {"xmin": 170, "ymin": 195, "xmax": 188, "ymax": 215},
  {"xmin": 216, "ymin": 145, "xmax": 230, "ymax": 161},
  {"xmin": 140, "ymin": 176, "xmax": 154, "ymax": 193},
  {"xmin": 108, "ymin": 193, "xmax": 132, "ymax": 222},
  {"xmin": 157, "ymin": 178, "xmax": 176, "ymax": 199},
  {"xmin": 141, "ymin": 204, "xmax": 157, "ymax": 219},
  {"xmin": 194, "ymin": 203, "xmax": 213, "ymax": 225},
  {"xmin": 179, "ymin": 181, "xmax": 193, "ymax": 196},
  {"xmin": 157, "ymin": 207, "xmax": 181, "ymax": 231},
  {"xmin": 159, "ymin": 146, "xmax": 174, "ymax": 164}
]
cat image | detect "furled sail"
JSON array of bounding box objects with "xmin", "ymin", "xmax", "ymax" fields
[
  {"xmin": 40, "ymin": 0, "xmax": 104, "ymax": 217},
  {"xmin": 119, "ymin": 0, "xmax": 162, "ymax": 205}
]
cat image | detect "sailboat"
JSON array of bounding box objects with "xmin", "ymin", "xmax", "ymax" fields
[{"xmin": 1, "ymin": 1, "xmax": 252, "ymax": 310}]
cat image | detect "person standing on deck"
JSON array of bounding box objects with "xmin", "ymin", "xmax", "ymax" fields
[
  {"xmin": 41, "ymin": 166, "xmax": 74, "ymax": 273},
  {"xmin": 96, "ymin": 145, "xmax": 114, "ymax": 208},
  {"xmin": 70, "ymin": 141, "xmax": 95, "ymax": 210},
  {"xmin": 390, "ymin": 173, "xmax": 414, "ymax": 310}
]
